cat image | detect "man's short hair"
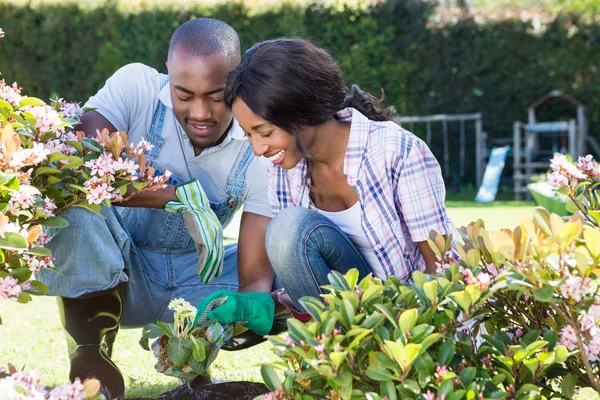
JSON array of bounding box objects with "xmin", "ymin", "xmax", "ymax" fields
[{"xmin": 168, "ymin": 18, "xmax": 240, "ymax": 64}]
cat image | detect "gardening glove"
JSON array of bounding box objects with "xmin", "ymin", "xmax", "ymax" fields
[
  {"xmin": 193, "ymin": 290, "xmax": 275, "ymax": 336},
  {"xmin": 164, "ymin": 179, "xmax": 224, "ymax": 284}
]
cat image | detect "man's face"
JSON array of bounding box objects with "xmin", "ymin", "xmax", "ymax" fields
[{"xmin": 167, "ymin": 49, "xmax": 234, "ymax": 155}]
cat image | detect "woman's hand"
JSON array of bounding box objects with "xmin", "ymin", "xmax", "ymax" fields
[{"xmin": 193, "ymin": 290, "xmax": 275, "ymax": 336}]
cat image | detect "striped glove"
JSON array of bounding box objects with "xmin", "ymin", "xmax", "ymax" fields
[{"xmin": 164, "ymin": 179, "xmax": 224, "ymax": 284}]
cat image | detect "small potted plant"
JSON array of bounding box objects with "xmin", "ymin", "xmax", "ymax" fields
[{"xmin": 139, "ymin": 298, "xmax": 233, "ymax": 381}]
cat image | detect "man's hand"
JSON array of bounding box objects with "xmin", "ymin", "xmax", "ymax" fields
[{"xmin": 193, "ymin": 290, "xmax": 275, "ymax": 336}]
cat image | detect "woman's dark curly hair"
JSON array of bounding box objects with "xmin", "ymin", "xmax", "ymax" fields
[{"xmin": 224, "ymin": 38, "xmax": 395, "ymax": 135}]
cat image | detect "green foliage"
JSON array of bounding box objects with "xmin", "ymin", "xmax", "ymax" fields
[
  {"xmin": 139, "ymin": 298, "xmax": 234, "ymax": 380},
  {"xmin": 1, "ymin": 0, "xmax": 599, "ymax": 187},
  {"xmin": 258, "ymin": 268, "xmax": 573, "ymax": 400}
]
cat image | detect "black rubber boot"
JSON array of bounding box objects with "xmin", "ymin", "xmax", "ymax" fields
[{"xmin": 57, "ymin": 286, "xmax": 125, "ymax": 399}]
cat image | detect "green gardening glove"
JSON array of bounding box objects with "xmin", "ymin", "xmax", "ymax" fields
[
  {"xmin": 164, "ymin": 179, "xmax": 224, "ymax": 284},
  {"xmin": 193, "ymin": 290, "xmax": 275, "ymax": 336}
]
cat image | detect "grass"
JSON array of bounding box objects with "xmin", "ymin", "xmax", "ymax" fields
[{"xmin": 1, "ymin": 199, "xmax": 598, "ymax": 399}]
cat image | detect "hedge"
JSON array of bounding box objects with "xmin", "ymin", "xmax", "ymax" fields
[{"xmin": 1, "ymin": 0, "xmax": 598, "ymax": 186}]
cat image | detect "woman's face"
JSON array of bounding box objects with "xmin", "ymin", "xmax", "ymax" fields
[{"xmin": 232, "ymin": 98, "xmax": 302, "ymax": 169}]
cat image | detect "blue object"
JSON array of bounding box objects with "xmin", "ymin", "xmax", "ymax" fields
[{"xmin": 475, "ymin": 146, "xmax": 510, "ymax": 203}]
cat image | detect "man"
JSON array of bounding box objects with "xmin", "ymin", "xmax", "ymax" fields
[{"xmin": 38, "ymin": 18, "xmax": 276, "ymax": 398}]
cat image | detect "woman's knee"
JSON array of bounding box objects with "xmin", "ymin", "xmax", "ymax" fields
[{"xmin": 265, "ymin": 207, "xmax": 318, "ymax": 270}]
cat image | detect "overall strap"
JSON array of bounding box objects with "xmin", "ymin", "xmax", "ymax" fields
[
  {"xmin": 143, "ymin": 75, "xmax": 169, "ymax": 158},
  {"xmin": 224, "ymin": 142, "xmax": 254, "ymax": 208}
]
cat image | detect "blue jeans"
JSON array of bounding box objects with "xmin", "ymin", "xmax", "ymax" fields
[
  {"xmin": 36, "ymin": 206, "xmax": 239, "ymax": 328},
  {"xmin": 265, "ymin": 207, "xmax": 371, "ymax": 310}
]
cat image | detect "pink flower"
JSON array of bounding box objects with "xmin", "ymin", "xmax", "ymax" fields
[
  {"xmin": 0, "ymin": 80, "xmax": 23, "ymax": 105},
  {"xmin": 558, "ymin": 325, "xmax": 578, "ymax": 351},
  {"xmin": 547, "ymin": 171, "xmax": 569, "ymax": 188},
  {"xmin": 48, "ymin": 377, "xmax": 87, "ymax": 400},
  {"xmin": 424, "ymin": 390, "xmax": 436, "ymax": 400},
  {"xmin": 485, "ymin": 263, "xmax": 500, "ymax": 277},
  {"xmin": 314, "ymin": 344, "xmax": 325, "ymax": 353},
  {"xmin": 0, "ymin": 28, "xmax": 4, "ymax": 38},
  {"xmin": 0, "ymin": 276, "xmax": 23, "ymax": 300},
  {"xmin": 32, "ymin": 233, "xmax": 52, "ymax": 248},
  {"xmin": 264, "ymin": 388, "xmax": 287, "ymax": 400},
  {"xmin": 476, "ymin": 272, "xmax": 491, "ymax": 289},
  {"xmin": 559, "ymin": 275, "xmax": 594, "ymax": 302},
  {"xmin": 577, "ymin": 155, "xmax": 594, "ymax": 171},
  {"xmin": 56, "ymin": 99, "xmax": 84, "ymax": 120},
  {"xmin": 283, "ymin": 335, "xmax": 295, "ymax": 347},
  {"xmin": 113, "ymin": 157, "xmax": 139, "ymax": 175},
  {"xmin": 434, "ymin": 365, "xmax": 448, "ymax": 379},
  {"xmin": 28, "ymin": 105, "xmax": 64, "ymax": 135},
  {"xmin": 84, "ymin": 177, "xmax": 114, "ymax": 205}
]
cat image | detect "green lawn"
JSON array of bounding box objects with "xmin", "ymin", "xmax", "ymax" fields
[{"xmin": 1, "ymin": 200, "xmax": 597, "ymax": 399}]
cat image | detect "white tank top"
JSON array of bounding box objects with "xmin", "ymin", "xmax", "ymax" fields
[{"xmin": 316, "ymin": 202, "xmax": 386, "ymax": 279}]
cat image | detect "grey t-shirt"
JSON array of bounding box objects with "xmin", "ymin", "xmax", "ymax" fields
[{"xmin": 85, "ymin": 63, "xmax": 272, "ymax": 218}]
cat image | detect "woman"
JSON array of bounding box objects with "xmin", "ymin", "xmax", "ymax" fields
[{"xmin": 224, "ymin": 38, "xmax": 455, "ymax": 310}]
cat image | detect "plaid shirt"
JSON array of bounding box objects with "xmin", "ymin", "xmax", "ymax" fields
[{"xmin": 268, "ymin": 108, "xmax": 455, "ymax": 280}]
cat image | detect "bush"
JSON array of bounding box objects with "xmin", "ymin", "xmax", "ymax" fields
[{"xmin": 258, "ymin": 153, "xmax": 600, "ymax": 399}]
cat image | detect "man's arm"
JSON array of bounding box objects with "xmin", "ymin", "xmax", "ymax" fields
[
  {"xmin": 236, "ymin": 211, "xmax": 274, "ymax": 293},
  {"xmin": 76, "ymin": 110, "xmax": 177, "ymax": 208}
]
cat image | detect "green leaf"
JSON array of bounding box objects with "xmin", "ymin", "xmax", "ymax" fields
[
  {"xmin": 37, "ymin": 216, "xmax": 70, "ymax": 228},
  {"xmin": 363, "ymin": 312, "xmax": 386, "ymax": 329},
  {"xmin": 24, "ymin": 247, "xmax": 52, "ymax": 257},
  {"xmin": 459, "ymin": 367, "xmax": 477, "ymax": 385},
  {"xmin": 561, "ymin": 373, "xmax": 577, "ymax": 399},
  {"xmin": 81, "ymin": 138, "xmax": 103, "ymax": 152},
  {"xmin": 19, "ymin": 97, "xmax": 46, "ymax": 108},
  {"xmin": 381, "ymin": 380, "xmax": 398, "ymax": 400},
  {"xmin": 48, "ymin": 152, "xmax": 70, "ymax": 163},
  {"xmin": 133, "ymin": 181, "xmax": 151, "ymax": 191},
  {"xmin": 0, "ymin": 233, "xmax": 28, "ymax": 250},
  {"xmin": 60, "ymin": 157, "xmax": 84, "ymax": 170},
  {"xmin": 402, "ymin": 343, "xmax": 422, "ymax": 372},
  {"xmin": 299, "ymin": 297, "xmax": 325, "ymax": 323},
  {"xmin": 33, "ymin": 166, "xmax": 63, "ymax": 178},
  {"xmin": 330, "ymin": 351, "xmax": 347, "ymax": 370},
  {"xmin": 261, "ymin": 364, "xmax": 282, "ymax": 391},
  {"xmin": 141, "ymin": 324, "xmax": 166, "ymax": 340},
  {"xmin": 328, "ymin": 270, "xmax": 350, "ymax": 290},
  {"xmin": 423, "ymin": 281, "xmax": 438, "ymax": 304},
  {"xmin": 412, "ymin": 270, "xmax": 427, "ymax": 286},
  {"xmin": 29, "ymin": 280, "xmax": 48, "ymax": 295},
  {"xmin": 287, "ymin": 318, "xmax": 313, "ymax": 343},
  {"xmin": 439, "ymin": 339, "xmax": 455, "ymax": 366},
  {"xmin": 453, "ymin": 291, "xmax": 471, "ymax": 313},
  {"xmin": 532, "ymin": 285, "xmax": 554, "ymax": 302},
  {"xmin": 366, "ymin": 365, "xmax": 396, "ymax": 381},
  {"xmin": 66, "ymin": 140, "xmax": 84, "ymax": 155},
  {"xmin": 166, "ymin": 336, "xmax": 192, "ymax": 367},
  {"xmin": 18, "ymin": 292, "xmax": 33, "ymax": 304},
  {"xmin": 399, "ymin": 309, "xmax": 418, "ymax": 335},
  {"xmin": 419, "ymin": 333, "xmax": 443, "ymax": 352},
  {"xmin": 191, "ymin": 337, "xmax": 206, "ymax": 362},
  {"xmin": 344, "ymin": 268, "xmax": 359, "ymax": 288}
]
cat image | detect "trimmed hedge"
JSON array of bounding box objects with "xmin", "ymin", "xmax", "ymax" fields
[{"xmin": 1, "ymin": 0, "xmax": 599, "ymax": 185}]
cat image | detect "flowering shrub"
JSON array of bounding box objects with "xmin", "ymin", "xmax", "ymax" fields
[
  {"xmin": 139, "ymin": 298, "xmax": 233, "ymax": 380},
  {"xmin": 0, "ymin": 80, "xmax": 170, "ymax": 304},
  {"xmin": 259, "ymin": 267, "xmax": 571, "ymax": 400},
  {"xmin": 258, "ymin": 154, "xmax": 600, "ymax": 399},
  {"xmin": 0, "ymin": 363, "xmax": 103, "ymax": 399}
]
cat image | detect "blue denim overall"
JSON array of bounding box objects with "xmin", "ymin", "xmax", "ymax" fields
[{"xmin": 38, "ymin": 78, "xmax": 255, "ymax": 328}]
